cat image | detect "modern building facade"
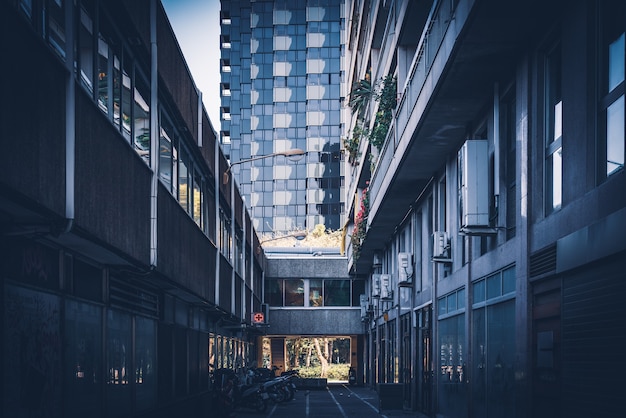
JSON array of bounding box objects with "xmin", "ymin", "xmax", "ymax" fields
[
  {"xmin": 343, "ymin": 0, "xmax": 626, "ymax": 417},
  {"xmin": 1, "ymin": 1, "xmax": 267, "ymax": 417},
  {"xmin": 219, "ymin": 0, "xmax": 346, "ymax": 235}
]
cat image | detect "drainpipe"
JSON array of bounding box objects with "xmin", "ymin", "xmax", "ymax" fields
[
  {"xmin": 231, "ymin": 176, "xmax": 236, "ymax": 316},
  {"xmin": 493, "ymin": 83, "xmax": 500, "ymax": 225},
  {"xmin": 241, "ymin": 199, "xmax": 246, "ymax": 322},
  {"xmin": 215, "ymin": 135, "xmax": 221, "ymax": 306},
  {"xmin": 63, "ymin": 0, "xmax": 75, "ymax": 234},
  {"xmin": 149, "ymin": 0, "xmax": 159, "ymax": 267},
  {"xmin": 197, "ymin": 92, "xmax": 203, "ymax": 147}
]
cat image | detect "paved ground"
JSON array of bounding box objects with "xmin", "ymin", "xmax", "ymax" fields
[{"xmin": 234, "ymin": 383, "xmax": 429, "ymax": 418}]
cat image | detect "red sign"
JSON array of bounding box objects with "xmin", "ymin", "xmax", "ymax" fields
[{"xmin": 252, "ymin": 312, "xmax": 265, "ymax": 323}]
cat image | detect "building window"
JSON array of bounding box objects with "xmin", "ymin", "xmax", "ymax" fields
[
  {"xmin": 600, "ymin": 1, "xmax": 625, "ymax": 178},
  {"xmin": 471, "ymin": 265, "xmax": 516, "ymax": 417},
  {"xmin": 544, "ymin": 43, "xmax": 562, "ymax": 213}
]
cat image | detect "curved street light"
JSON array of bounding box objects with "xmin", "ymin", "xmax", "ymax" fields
[
  {"xmin": 256, "ymin": 230, "xmax": 308, "ymax": 254},
  {"xmin": 223, "ymin": 148, "xmax": 306, "ymax": 185},
  {"xmin": 224, "ymin": 147, "xmax": 306, "ymax": 318}
]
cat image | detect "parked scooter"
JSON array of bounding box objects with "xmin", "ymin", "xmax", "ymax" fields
[{"xmin": 211, "ymin": 367, "xmax": 269, "ymax": 414}]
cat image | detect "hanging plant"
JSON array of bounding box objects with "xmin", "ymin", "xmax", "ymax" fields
[
  {"xmin": 370, "ymin": 75, "xmax": 397, "ymax": 150},
  {"xmin": 350, "ymin": 187, "xmax": 369, "ymax": 262},
  {"xmin": 343, "ymin": 123, "xmax": 370, "ymax": 165},
  {"xmin": 349, "ymin": 76, "xmax": 374, "ymax": 119}
]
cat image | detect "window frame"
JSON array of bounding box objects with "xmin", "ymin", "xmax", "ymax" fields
[{"xmin": 598, "ymin": 1, "xmax": 626, "ymax": 180}]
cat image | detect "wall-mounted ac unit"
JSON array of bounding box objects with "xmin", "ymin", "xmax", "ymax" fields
[
  {"xmin": 371, "ymin": 274, "xmax": 381, "ymax": 297},
  {"xmin": 458, "ymin": 139, "xmax": 489, "ymax": 230},
  {"xmin": 433, "ymin": 231, "xmax": 451, "ymax": 262},
  {"xmin": 379, "ymin": 274, "xmax": 392, "ymax": 299},
  {"xmin": 373, "ymin": 252, "xmax": 382, "ymax": 267},
  {"xmin": 359, "ymin": 294, "xmax": 368, "ymax": 319},
  {"xmin": 398, "ymin": 252, "xmax": 413, "ymax": 283}
]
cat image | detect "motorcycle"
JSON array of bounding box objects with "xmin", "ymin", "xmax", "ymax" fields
[{"xmin": 211, "ymin": 367, "xmax": 269, "ymax": 415}]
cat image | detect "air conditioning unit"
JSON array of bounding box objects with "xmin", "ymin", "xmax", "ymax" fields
[
  {"xmin": 433, "ymin": 231, "xmax": 451, "ymax": 262},
  {"xmin": 371, "ymin": 274, "xmax": 381, "ymax": 297},
  {"xmin": 360, "ymin": 294, "xmax": 367, "ymax": 315},
  {"xmin": 261, "ymin": 303, "xmax": 270, "ymax": 324},
  {"xmin": 458, "ymin": 140, "xmax": 489, "ymax": 229},
  {"xmin": 379, "ymin": 274, "xmax": 392, "ymax": 299},
  {"xmin": 398, "ymin": 252, "xmax": 413, "ymax": 284}
]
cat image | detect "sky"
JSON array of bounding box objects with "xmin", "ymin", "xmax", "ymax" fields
[{"xmin": 161, "ymin": 0, "xmax": 221, "ymax": 132}]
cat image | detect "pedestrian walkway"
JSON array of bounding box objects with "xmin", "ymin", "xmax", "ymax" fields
[{"xmin": 235, "ymin": 383, "xmax": 430, "ymax": 418}]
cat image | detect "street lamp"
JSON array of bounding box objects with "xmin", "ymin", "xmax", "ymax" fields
[
  {"xmin": 223, "ymin": 148, "xmax": 306, "ymax": 318},
  {"xmin": 256, "ymin": 230, "xmax": 308, "ymax": 254},
  {"xmin": 223, "ymin": 148, "xmax": 306, "ymax": 185}
]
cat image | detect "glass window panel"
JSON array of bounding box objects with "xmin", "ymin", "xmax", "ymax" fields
[
  {"xmin": 193, "ymin": 172, "xmax": 202, "ymax": 225},
  {"xmin": 447, "ymin": 293, "xmax": 457, "ymax": 312},
  {"xmin": 609, "ymin": 32, "xmax": 625, "ymax": 92},
  {"xmin": 97, "ymin": 35, "xmax": 109, "ymax": 113},
  {"xmin": 324, "ymin": 280, "xmax": 350, "ymax": 306},
  {"xmin": 439, "ymin": 296, "xmax": 447, "ymax": 316},
  {"xmin": 112, "ymin": 55, "xmax": 122, "ymax": 128},
  {"xmin": 502, "ymin": 267, "xmax": 516, "ymax": 295},
  {"xmin": 179, "ymin": 149, "xmax": 189, "ymax": 211},
  {"xmin": 134, "ymin": 78, "xmax": 150, "ymax": 163},
  {"xmin": 135, "ymin": 316, "xmax": 156, "ymax": 411},
  {"xmin": 607, "ymin": 96, "xmax": 625, "ymax": 175},
  {"xmin": 472, "ymin": 307, "xmax": 487, "ymax": 417},
  {"xmin": 486, "ymin": 274, "xmax": 501, "ymax": 300},
  {"xmin": 309, "ymin": 279, "xmax": 323, "ymax": 307},
  {"xmin": 438, "ymin": 314, "xmax": 466, "ymax": 417},
  {"xmin": 121, "ymin": 61, "xmax": 132, "ymax": 140},
  {"xmin": 159, "ymin": 118, "xmax": 173, "ymax": 192},
  {"xmin": 473, "ymin": 279, "xmax": 485, "ymax": 304},
  {"xmin": 352, "ymin": 280, "xmax": 366, "ymax": 307},
  {"xmin": 48, "ymin": 0, "xmax": 66, "ymax": 57},
  {"xmin": 79, "ymin": 6, "xmax": 94, "ymax": 93},
  {"xmin": 106, "ymin": 309, "xmax": 132, "ymax": 414},
  {"xmin": 4, "ymin": 286, "xmax": 62, "ymax": 417},
  {"xmin": 485, "ymin": 300, "xmax": 516, "ymax": 416},
  {"xmin": 265, "ymin": 280, "xmax": 284, "ymax": 306},
  {"xmin": 552, "ymin": 146, "xmax": 562, "ymax": 209},
  {"xmin": 457, "ymin": 288, "xmax": 465, "ymax": 310},
  {"xmin": 284, "ymin": 280, "xmax": 304, "ymax": 307},
  {"xmin": 65, "ymin": 300, "xmax": 102, "ymax": 418}
]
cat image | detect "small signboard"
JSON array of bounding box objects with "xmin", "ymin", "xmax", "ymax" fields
[{"xmin": 252, "ymin": 312, "xmax": 265, "ymax": 324}]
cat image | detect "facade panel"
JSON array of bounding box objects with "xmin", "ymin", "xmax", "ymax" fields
[{"xmin": 221, "ymin": 0, "xmax": 345, "ymax": 234}]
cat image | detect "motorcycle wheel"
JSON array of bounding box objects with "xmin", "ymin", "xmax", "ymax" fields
[{"xmin": 283, "ymin": 384, "xmax": 295, "ymax": 401}]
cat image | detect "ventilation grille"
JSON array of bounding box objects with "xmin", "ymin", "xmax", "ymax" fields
[
  {"xmin": 110, "ymin": 276, "xmax": 159, "ymax": 317},
  {"xmin": 529, "ymin": 244, "xmax": 557, "ymax": 278}
]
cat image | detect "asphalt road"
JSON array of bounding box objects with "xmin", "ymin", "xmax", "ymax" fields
[{"xmin": 234, "ymin": 383, "xmax": 417, "ymax": 418}]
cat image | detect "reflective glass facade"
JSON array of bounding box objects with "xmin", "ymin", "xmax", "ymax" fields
[{"xmin": 220, "ymin": 0, "xmax": 345, "ymax": 234}]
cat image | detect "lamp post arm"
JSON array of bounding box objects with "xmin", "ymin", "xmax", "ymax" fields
[{"xmin": 223, "ymin": 149, "xmax": 305, "ymax": 184}]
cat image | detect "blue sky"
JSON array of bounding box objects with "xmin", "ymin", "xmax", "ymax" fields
[{"xmin": 161, "ymin": 0, "xmax": 221, "ymax": 132}]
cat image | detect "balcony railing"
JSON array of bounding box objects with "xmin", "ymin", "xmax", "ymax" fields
[{"xmin": 368, "ymin": 0, "xmax": 462, "ymax": 212}]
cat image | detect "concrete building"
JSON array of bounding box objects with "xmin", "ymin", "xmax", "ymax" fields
[
  {"xmin": 219, "ymin": 0, "xmax": 346, "ymax": 235},
  {"xmin": 343, "ymin": 0, "xmax": 626, "ymax": 417},
  {"xmin": 1, "ymin": 1, "xmax": 266, "ymax": 417}
]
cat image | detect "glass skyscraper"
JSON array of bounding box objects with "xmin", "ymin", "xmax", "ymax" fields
[{"xmin": 220, "ymin": 0, "xmax": 345, "ymax": 235}]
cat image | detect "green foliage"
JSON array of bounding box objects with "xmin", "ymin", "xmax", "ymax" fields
[
  {"xmin": 351, "ymin": 187, "xmax": 369, "ymax": 262},
  {"xmin": 347, "ymin": 74, "xmax": 397, "ymax": 152},
  {"xmin": 298, "ymin": 364, "xmax": 351, "ymax": 380},
  {"xmin": 349, "ymin": 77, "xmax": 374, "ymax": 119},
  {"xmin": 370, "ymin": 75, "xmax": 397, "ymax": 150},
  {"xmin": 343, "ymin": 123, "xmax": 369, "ymax": 165}
]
